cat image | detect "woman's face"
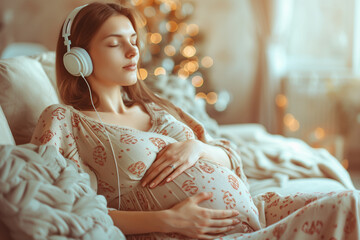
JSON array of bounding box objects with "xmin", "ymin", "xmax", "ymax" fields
[{"xmin": 88, "ymin": 14, "xmax": 139, "ymax": 87}]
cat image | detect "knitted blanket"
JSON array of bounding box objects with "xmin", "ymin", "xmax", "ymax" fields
[{"xmin": 0, "ymin": 144, "xmax": 125, "ymax": 240}]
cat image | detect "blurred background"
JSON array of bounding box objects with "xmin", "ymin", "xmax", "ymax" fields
[{"xmin": 0, "ymin": 0, "xmax": 359, "ymax": 170}]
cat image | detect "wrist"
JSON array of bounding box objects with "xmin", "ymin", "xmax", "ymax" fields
[
  {"xmin": 158, "ymin": 209, "xmax": 175, "ymax": 233},
  {"xmin": 195, "ymin": 139, "xmax": 209, "ymax": 159}
]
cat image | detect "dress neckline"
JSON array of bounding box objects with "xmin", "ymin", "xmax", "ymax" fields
[{"xmin": 67, "ymin": 102, "xmax": 158, "ymax": 133}]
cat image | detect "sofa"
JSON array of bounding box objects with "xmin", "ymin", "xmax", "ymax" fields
[{"xmin": 0, "ymin": 52, "xmax": 355, "ymax": 239}]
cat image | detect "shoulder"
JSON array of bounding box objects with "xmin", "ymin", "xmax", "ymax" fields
[{"xmin": 39, "ymin": 104, "xmax": 74, "ymax": 122}]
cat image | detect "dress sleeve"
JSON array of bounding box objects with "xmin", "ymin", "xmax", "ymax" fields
[
  {"xmin": 174, "ymin": 106, "xmax": 249, "ymax": 188},
  {"xmin": 30, "ymin": 105, "xmax": 98, "ymax": 192}
]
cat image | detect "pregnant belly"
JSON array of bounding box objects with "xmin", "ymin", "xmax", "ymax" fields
[{"xmin": 120, "ymin": 160, "xmax": 261, "ymax": 233}]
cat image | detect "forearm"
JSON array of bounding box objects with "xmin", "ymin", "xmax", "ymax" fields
[
  {"xmin": 109, "ymin": 209, "xmax": 170, "ymax": 235},
  {"xmin": 198, "ymin": 140, "xmax": 231, "ymax": 169}
]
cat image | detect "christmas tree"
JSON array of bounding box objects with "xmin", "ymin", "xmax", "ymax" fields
[{"xmin": 129, "ymin": 0, "xmax": 218, "ymax": 105}]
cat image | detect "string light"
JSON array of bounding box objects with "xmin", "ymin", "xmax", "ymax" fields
[
  {"xmin": 134, "ymin": 1, "xmax": 218, "ymax": 107},
  {"xmin": 154, "ymin": 67, "xmax": 166, "ymax": 76},
  {"xmin": 150, "ymin": 33, "xmax": 162, "ymax": 44},
  {"xmin": 186, "ymin": 24, "xmax": 199, "ymax": 36},
  {"xmin": 206, "ymin": 92, "xmax": 218, "ymax": 104},
  {"xmin": 201, "ymin": 56, "xmax": 213, "ymax": 68},
  {"xmin": 166, "ymin": 21, "xmax": 178, "ymax": 32},
  {"xmin": 182, "ymin": 45, "xmax": 196, "ymax": 58},
  {"xmin": 195, "ymin": 92, "xmax": 207, "ymax": 99},
  {"xmin": 178, "ymin": 68, "xmax": 189, "ymax": 79},
  {"xmin": 314, "ymin": 127, "xmax": 325, "ymax": 140},
  {"xmin": 191, "ymin": 75, "xmax": 203, "ymax": 87},
  {"xmin": 275, "ymin": 94, "xmax": 288, "ymax": 108},
  {"xmin": 164, "ymin": 45, "xmax": 176, "ymax": 56},
  {"xmin": 137, "ymin": 68, "xmax": 148, "ymax": 80},
  {"xmin": 284, "ymin": 113, "xmax": 300, "ymax": 132},
  {"xmin": 185, "ymin": 61, "xmax": 199, "ymax": 73}
]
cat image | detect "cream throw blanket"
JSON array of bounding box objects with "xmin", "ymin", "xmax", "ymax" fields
[
  {"xmin": 221, "ymin": 131, "xmax": 356, "ymax": 190},
  {"xmin": 0, "ymin": 144, "xmax": 125, "ymax": 240}
]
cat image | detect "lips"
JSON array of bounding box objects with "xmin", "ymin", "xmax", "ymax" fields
[{"xmin": 123, "ymin": 63, "xmax": 137, "ymax": 71}]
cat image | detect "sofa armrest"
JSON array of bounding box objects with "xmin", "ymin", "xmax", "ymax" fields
[{"xmin": 219, "ymin": 123, "xmax": 267, "ymax": 141}]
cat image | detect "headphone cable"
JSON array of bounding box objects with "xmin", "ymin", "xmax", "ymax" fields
[{"xmin": 80, "ymin": 72, "xmax": 121, "ymax": 210}]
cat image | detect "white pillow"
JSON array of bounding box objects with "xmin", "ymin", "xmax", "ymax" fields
[{"xmin": 0, "ymin": 52, "xmax": 59, "ymax": 145}]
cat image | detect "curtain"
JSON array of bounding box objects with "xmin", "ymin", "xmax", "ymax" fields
[{"xmin": 250, "ymin": 0, "xmax": 293, "ymax": 133}]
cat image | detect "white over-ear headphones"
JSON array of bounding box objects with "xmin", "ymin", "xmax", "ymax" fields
[
  {"xmin": 62, "ymin": 5, "xmax": 122, "ymax": 209},
  {"xmin": 62, "ymin": 4, "xmax": 93, "ymax": 77}
]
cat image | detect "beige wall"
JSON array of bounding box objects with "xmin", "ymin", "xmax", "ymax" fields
[
  {"xmin": 0, "ymin": 0, "xmax": 258, "ymax": 125},
  {"xmin": 190, "ymin": 0, "xmax": 257, "ymax": 124}
]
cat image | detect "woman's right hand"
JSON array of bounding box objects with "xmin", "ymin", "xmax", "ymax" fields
[{"xmin": 163, "ymin": 192, "xmax": 240, "ymax": 239}]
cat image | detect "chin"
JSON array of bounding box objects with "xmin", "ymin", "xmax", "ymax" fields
[{"xmin": 124, "ymin": 78, "xmax": 138, "ymax": 86}]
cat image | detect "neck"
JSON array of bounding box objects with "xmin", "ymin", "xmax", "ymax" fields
[{"xmin": 88, "ymin": 79, "xmax": 128, "ymax": 114}]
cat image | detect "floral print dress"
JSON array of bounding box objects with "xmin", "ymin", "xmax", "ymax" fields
[{"xmin": 31, "ymin": 103, "xmax": 360, "ymax": 240}]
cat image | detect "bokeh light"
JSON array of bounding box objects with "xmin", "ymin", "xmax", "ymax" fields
[
  {"xmin": 192, "ymin": 75, "xmax": 203, "ymax": 87},
  {"xmin": 314, "ymin": 127, "xmax": 325, "ymax": 140},
  {"xmin": 137, "ymin": 68, "xmax": 148, "ymax": 80},
  {"xmin": 154, "ymin": 67, "xmax": 166, "ymax": 76},
  {"xmin": 206, "ymin": 92, "xmax": 218, "ymax": 104},
  {"xmin": 164, "ymin": 45, "xmax": 176, "ymax": 56},
  {"xmin": 186, "ymin": 24, "xmax": 199, "ymax": 36},
  {"xmin": 201, "ymin": 56, "xmax": 213, "ymax": 68},
  {"xmin": 275, "ymin": 94, "xmax": 288, "ymax": 108},
  {"xmin": 178, "ymin": 68, "xmax": 189, "ymax": 79},
  {"xmin": 195, "ymin": 92, "xmax": 207, "ymax": 99},
  {"xmin": 284, "ymin": 113, "xmax": 300, "ymax": 132},
  {"xmin": 184, "ymin": 61, "xmax": 199, "ymax": 72},
  {"xmin": 182, "ymin": 45, "xmax": 196, "ymax": 58},
  {"xmin": 166, "ymin": 21, "xmax": 178, "ymax": 32},
  {"xmin": 150, "ymin": 33, "xmax": 162, "ymax": 44}
]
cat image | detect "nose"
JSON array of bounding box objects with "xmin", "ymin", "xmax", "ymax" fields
[{"xmin": 126, "ymin": 44, "xmax": 138, "ymax": 59}]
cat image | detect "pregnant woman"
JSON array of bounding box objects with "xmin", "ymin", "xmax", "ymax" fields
[{"xmin": 31, "ymin": 2, "xmax": 360, "ymax": 240}]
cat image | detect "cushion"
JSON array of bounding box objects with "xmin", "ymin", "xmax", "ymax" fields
[
  {"xmin": 0, "ymin": 52, "xmax": 59, "ymax": 145},
  {"xmin": 0, "ymin": 106, "xmax": 15, "ymax": 145}
]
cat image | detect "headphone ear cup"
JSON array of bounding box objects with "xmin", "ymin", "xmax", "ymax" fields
[{"xmin": 63, "ymin": 47, "xmax": 93, "ymax": 77}]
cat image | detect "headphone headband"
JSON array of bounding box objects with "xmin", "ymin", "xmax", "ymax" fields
[
  {"xmin": 62, "ymin": 4, "xmax": 88, "ymax": 52},
  {"xmin": 62, "ymin": 4, "xmax": 93, "ymax": 77}
]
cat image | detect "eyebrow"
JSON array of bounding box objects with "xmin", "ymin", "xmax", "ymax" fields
[{"xmin": 103, "ymin": 33, "xmax": 137, "ymax": 40}]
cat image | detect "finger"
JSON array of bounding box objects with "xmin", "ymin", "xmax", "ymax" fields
[
  {"xmin": 208, "ymin": 209, "xmax": 240, "ymax": 219},
  {"xmin": 143, "ymin": 154, "xmax": 166, "ymax": 178},
  {"xmin": 206, "ymin": 218, "xmax": 241, "ymax": 227},
  {"xmin": 191, "ymin": 192, "xmax": 213, "ymax": 204},
  {"xmin": 165, "ymin": 160, "xmax": 194, "ymax": 183},
  {"xmin": 148, "ymin": 164, "xmax": 177, "ymax": 188},
  {"xmin": 143, "ymin": 145, "xmax": 169, "ymax": 177},
  {"xmin": 142, "ymin": 158, "xmax": 176, "ymax": 187},
  {"xmin": 142, "ymin": 157, "xmax": 169, "ymax": 185}
]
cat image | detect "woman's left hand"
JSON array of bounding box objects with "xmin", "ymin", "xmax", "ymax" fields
[{"xmin": 141, "ymin": 139, "xmax": 204, "ymax": 188}]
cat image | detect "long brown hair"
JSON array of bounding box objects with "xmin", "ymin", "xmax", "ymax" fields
[{"xmin": 56, "ymin": 2, "xmax": 183, "ymax": 119}]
